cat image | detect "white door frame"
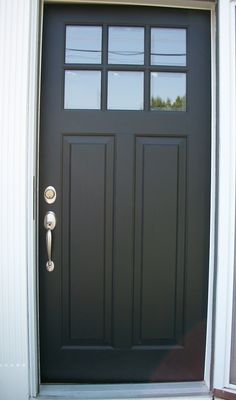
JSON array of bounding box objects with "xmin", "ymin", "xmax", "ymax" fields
[
  {"xmin": 27, "ymin": 0, "xmax": 219, "ymax": 398},
  {"xmin": 213, "ymin": 0, "xmax": 236, "ymax": 393}
]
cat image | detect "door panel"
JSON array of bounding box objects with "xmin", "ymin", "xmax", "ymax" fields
[
  {"xmin": 62, "ymin": 136, "xmax": 114, "ymax": 346},
  {"xmin": 39, "ymin": 4, "xmax": 211, "ymax": 383},
  {"xmin": 133, "ymin": 137, "xmax": 186, "ymax": 346}
]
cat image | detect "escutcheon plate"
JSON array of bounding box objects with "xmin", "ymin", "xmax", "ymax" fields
[{"xmin": 44, "ymin": 186, "xmax": 56, "ymax": 204}]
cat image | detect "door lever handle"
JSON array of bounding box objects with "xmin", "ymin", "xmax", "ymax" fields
[{"xmin": 44, "ymin": 211, "xmax": 56, "ymax": 272}]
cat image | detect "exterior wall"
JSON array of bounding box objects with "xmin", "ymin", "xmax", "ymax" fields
[
  {"xmin": 213, "ymin": 0, "xmax": 236, "ymax": 392},
  {"xmin": 0, "ymin": 0, "xmax": 235, "ymax": 399},
  {"xmin": 0, "ymin": 1, "xmax": 35, "ymax": 399}
]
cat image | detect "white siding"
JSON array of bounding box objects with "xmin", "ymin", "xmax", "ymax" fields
[{"xmin": 0, "ymin": 0, "xmax": 32, "ymax": 399}]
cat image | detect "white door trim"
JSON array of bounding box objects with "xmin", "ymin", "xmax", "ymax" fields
[
  {"xmin": 213, "ymin": 0, "xmax": 236, "ymax": 392},
  {"xmin": 27, "ymin": 0, "xmax": 41, "ymax": 396},
  {"xmin": 27, "ymin": 1, "xmax": 217, "ymax": 398},
  {"xmin": 46, "ymin": 0, "xmax": 215, "ymax": 9}
]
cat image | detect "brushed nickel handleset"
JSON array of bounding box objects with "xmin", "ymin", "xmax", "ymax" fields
[
  {"xmin": 44, "ymin": 186, "xmax": 57, "ymax": 272},
  {"xmin": 44, "ymin": 211, "xmax": 57, "ymax": 272}
]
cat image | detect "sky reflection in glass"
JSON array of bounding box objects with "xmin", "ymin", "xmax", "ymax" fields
[
  {"xmin": 108, "ymin": 27, "xmax": 144, "ymax": 65},
  {"xmin": 151, "ymin": 28, "xmax": 186, "ymax": 66},
  {"xmin": 151, "ymin": 72, "xmax": 186, "ymax": 111},
  {"xmin": 64, "ymin": 70, "xmax": 101, "ymax": 109},
  {"xmin": 108, "ymin": 71, "xmax": 144, "ymax": 110},
  {"xmin": 65, "ymin": 26, "xmax": 102, "ymax": 64}
]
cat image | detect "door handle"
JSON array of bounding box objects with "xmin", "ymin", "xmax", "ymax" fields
[{"xmin": 44, "ymin": 211, "xmax": 56, "ymax": 272}]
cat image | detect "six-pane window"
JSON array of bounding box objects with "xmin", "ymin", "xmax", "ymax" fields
[{"xmin": 64, "ymin": 25, "xmax": 187, "ymax": 110}]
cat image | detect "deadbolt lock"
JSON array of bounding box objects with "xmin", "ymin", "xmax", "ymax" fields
[{"xmin": 44, "ymin": 186, "xmax": 56, "ymax": 204}]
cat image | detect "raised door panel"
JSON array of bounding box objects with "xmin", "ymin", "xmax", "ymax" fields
[
  {"xmin": 133, "ymin": 137, "xmax": 186, "ymax": 347},
  {"xmin": 62, "ymin": 135, "xmax": 114, "ymax": 347}
]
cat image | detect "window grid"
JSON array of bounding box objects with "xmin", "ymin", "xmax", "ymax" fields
[{"xmin": 64, "ymin": 24, "xmax": 188, "ymax": 111}]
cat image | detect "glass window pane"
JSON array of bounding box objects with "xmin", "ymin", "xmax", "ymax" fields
[
  {"xmin": 108, "ymin": 27, "xmax": 144, "ymax": 65},
  {"xmin": 108, "ymin": 71, "xmax": 144, "ymax": 110},
  {"xmin": 151, "ymin": 28, "xmax": 186, "ymax": 66},
  {"xmin": 64, "ymin": 71, "xmax": 101, "ymax": 109},
  {"xmin": 150, "ymin": 72, "xmax": 186, "ymax": 111},
  {"xmin": 65, "ymin": 26, "xmax": 102, "ymax": 64}
]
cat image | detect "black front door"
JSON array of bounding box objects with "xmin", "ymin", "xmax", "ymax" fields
[{"xmin": 39, "ymin": 4, "xmax": 211, "ymax": 383}]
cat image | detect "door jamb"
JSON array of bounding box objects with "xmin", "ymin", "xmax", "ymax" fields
[
  {"xmin": 27, "ymin": 0, "xmax": 217, "ymax": 398},
  {"xmin": 213, "ymin": 0, "xmax": 236, "ymax": 392}
]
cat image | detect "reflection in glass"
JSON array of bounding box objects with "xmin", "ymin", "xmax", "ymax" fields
[
  {"xmin": 150, "ymin": 72, "xmax": 186, "ymax": 111},
  {"xmin": 64, "ymin": 70, "xmax": 101, "ymax": 109},
  {"xmin": 108, "ymin": 27, "xmax": 144, "ymax": 65},
  {"xmin": 65, "ymin": 26, "xmax": 102, "ymax": 64},
  {"xmin": 151, "ymin": 28, "xmax": 186, "ymax": 66},
  {"xmin": 108, "ymin": 71, "xmax": 144, "ymax": 110}
]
